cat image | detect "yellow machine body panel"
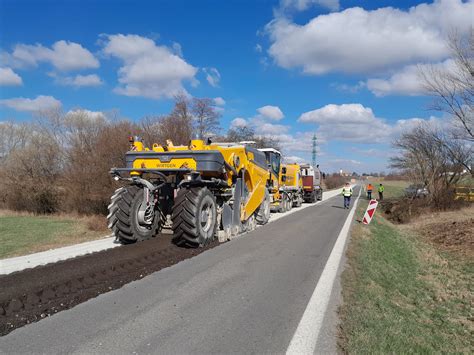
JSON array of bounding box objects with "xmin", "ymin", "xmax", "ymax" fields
[
  {"xmin": 130, "ymin": 139, "xmax": 269, "ymax": 221},
  {"xmin": 132, "ymin": 158, "xmax": 198, "ymax": 170},
  {"xmin": 280, "ymin": 164, "xmax": 302, "ymax": 189}
]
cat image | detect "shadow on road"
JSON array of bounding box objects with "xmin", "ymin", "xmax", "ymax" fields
[{"xmin": 331, "ymin": 205, "xmax": 345, "ymax": 209}]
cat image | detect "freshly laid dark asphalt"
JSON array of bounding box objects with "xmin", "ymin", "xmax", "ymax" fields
[{"xmin": 0, "ymin": 187, "xmax": 360, "ymax": 354}]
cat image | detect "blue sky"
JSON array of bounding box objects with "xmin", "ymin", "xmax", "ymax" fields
[{"xmin": 0, "ymin": 0, "xmax": 472, "ymax": 173}]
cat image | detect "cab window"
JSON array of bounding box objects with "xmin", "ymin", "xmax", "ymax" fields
[{"xmin": 270, "ymin": 153, "xmax": 280, "ymax": 177}]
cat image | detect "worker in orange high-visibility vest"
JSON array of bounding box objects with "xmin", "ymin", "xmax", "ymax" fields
[
  {"xmin": 341, "ymin": 182, "xmax": 353, "ymax": 209},
  {"xmin": 366, "ymin": 183, "xmax": 373, "ymax": 200}
]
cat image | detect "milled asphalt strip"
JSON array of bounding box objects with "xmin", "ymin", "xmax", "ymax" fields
[
  {"xmin": 286, "ymin": 187, "xmax": 361, "ymax": 355},
  {"xmin": 0, "ymin": 187, "xmax": 346, "ymax": 275}
]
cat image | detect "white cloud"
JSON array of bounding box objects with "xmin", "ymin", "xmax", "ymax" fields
[
  {"xmin": 4, "ymin": 40, "xmax": 99, "ymax": 71},
  {"xmin": 172, "ymin": 42, "xmax": 183, "ymax": 57},
  {"xmin": 257, "ymin": 105, "xmax": 284, "ymax": 120},
  {"xmin": 101, "ymin": 34, "xmax": 198, "ymax": 99},
  {"xmin": 299, "ymin": 103, "xmax": 378, "ymax": 125},
  {"xmin": 230, "ymin": 117, "xmax": 248, "ymax": 128},
  {"xmin": 60, "ymin": 74, "xmax": 103, "ymax": 87},
  {"xmin": 0, "ymin": 67, "xmax": 22, "ymax": 86},
  {"xmin": 255, "ymin": 44, "xmax": 263, "ymax": 53},
  {"xmin": 366, "ymin": 59, "xmax": 455, "ymax": 97},
  {"xmin": 66, "ymin": 109, "xmax": 106, "ymax": 122},
  {"xmin": 332, "ymin": 158, "xmax": 362, "ymax": 165},
  {"xmin": 256, "ymin": 122, "xmax": 290, "ymax": 135},
  {"xmin": 267, "ymin": 0, "xmax": 473, "ymax": 75},
  {"xmin": 0, "ymin": 95, "xmax": 61, "ymax": 113},
  {"xmin": 279, "ymin": 0, "xmax": 340, "ymax": 12},
  {"xmin": 331, "ymin": 81, "xmax": 365, "ymax": 94},
  {"xmin": 283, "ymin": 155, "xmax": 306, "ymax": 164},
  {"xmin": 299, "ymin": 103, "xmax": 392, "ymax": 143},
  {"xmin": 298, "ymin": 103, "xmax": 450, "ymax": 143},
  {"xmin": 214, "ymin": 97, "xmax": 226, "ymax": 106},
  {"xmin": 204, "ymin": 67, "xmax": 221, "ymax": 87}
]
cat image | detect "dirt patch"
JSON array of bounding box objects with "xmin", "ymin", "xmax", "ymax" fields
[
  {"xmin": 0, "ymin": 234, "xmax": 218, "ymax": 336},
  {"xmin": 420, "ymin": 219, "xmax": 473, "ymax": 250},
  {"xmin": 379, "ymin": 198, "xmax": 426, "ymax": 223},
  {"xmin": 411, "ymin": 219, "xmax": 473, "ymax": 257},
  {"xmin": 398, "ymin": 205, "xmax": 474, "ymax": 257}
]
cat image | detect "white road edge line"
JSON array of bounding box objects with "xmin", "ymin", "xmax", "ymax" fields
[{"xmin": 286, "ymin": 186, "xmax": 361, "ymax": 355}]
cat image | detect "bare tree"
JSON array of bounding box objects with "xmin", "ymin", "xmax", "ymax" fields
[
  {"xmin": 0, "ymin": 121, "xmax": 31, "ymax": 160},
  {"xmin": 420, "ymin": 30, "xmax": 474, "ymax": 141},
  {"xmin": 227, "ymin": 126, "xmax": 256, "ymax": 142},
  {"xmin": 391, "ymin": 122, "xmax": 469, "ymax": 207},
  {"xmin": 1, "ymin": 130, "xmax": 62, "ymax": 213},
  {"xmin": 191, "ymin": 97, "xmax": 221, "ymax": 139},
  {"xmin": 226, "ymin": 126, "xmax": 281, "ymax": 151},
  {"xmin": 139, "ymin": 116, "xmax": 163, "ymax": 147}
]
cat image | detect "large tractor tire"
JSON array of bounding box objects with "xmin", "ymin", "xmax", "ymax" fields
[
  {"xmin": 256, "ymin": 189, "xmax": 271, "ymax": 225},
  {"xmin": 107, "ymin": 185, "xmax": 162, "ymax": 244},
  {"xmin": 172, "ymin": 187, "xmax": 217, "ymax": 247}
]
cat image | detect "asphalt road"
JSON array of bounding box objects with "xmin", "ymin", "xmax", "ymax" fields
[{"xmin": 0, "ymin": 187, "xmax": 360, "ymax": 354}]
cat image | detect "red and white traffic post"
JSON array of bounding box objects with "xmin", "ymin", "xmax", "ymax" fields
[{"xmin": 362, "ymin": 199, "xmax": 378, "ymax": 225}]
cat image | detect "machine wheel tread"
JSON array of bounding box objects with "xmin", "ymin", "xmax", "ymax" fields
[
  {"xmin": 256, "ymin": 189, "xmax": 271, "ymax": 225},
  {"xmin": 172, "ymin": 187, "xmax": 217, "ymax": 248},
  {"xmin": 108, "ymin": 185, "xmax": 162, "ymax": 244}
]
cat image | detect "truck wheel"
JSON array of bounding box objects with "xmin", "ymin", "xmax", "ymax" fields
[
  {"xmin": 295, "ymin": 195, "xmax": 303, "ymax": 207},
  {"xmin": 317, "ymin": 189, "xmax": 323, "ymax": 201},
  {"xmin": 309, "ymin": 191, "xmax": 316, "ymax": 203},
  {"xmin": 172, "ymin": 187, "xmax": 217, "ymax": 247},
  {"xmin": 286, "ymin": 195, "xmax": 293, "ymax": 211},
  {"xmin": 256, "ymin": 190, "xmax": 271, "ymax": 225},
  {"xmin": 107, "ymin": 185, "xmax": 162, "ymax": 244},
  {"xmin": 278, "ymin": 194, "xmax": 287, "ymax": 213}
]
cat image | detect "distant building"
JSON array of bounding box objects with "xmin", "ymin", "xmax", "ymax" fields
[{"xmin": 339, "ymin": 169, "xmax": 350, "ymax": 177}]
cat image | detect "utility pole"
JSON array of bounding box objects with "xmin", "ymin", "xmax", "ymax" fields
[{"xmin": 311, "ymin": 134, "xmax": 317, "ymax": 167}]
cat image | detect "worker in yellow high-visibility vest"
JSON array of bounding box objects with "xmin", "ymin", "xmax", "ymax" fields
[
  {"xmin": 378, "ymin": 183, "xmax": 385, "ymax": 200},
  {"xmin": 341, "ymin": 182, "xmax": 353, "ymax": 209}
]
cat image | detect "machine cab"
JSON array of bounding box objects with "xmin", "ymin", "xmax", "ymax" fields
[{"xmin": 259, "ymin": 148, "xmax": 282, "ymax": 180}]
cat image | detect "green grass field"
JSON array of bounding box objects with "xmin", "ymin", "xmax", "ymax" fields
[
  {"xmin": 340, "ymin": 183, "xmax": 472, "ymax": 353},
  {"xmin": 0, "ymin": 214, "xmax": 107, "ymax": 259},
  {"xmin": 361, "ymin": 179, "xmax": 409, "ymax": 199}
]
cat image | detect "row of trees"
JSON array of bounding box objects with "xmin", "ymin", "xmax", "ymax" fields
[
  {"xmin": 391, "ymin": 31, "xmax": 473, "ymax": 208},
  {"xmin": 0, "ymin": 95, "xmax": 278, "ymax": 215}
]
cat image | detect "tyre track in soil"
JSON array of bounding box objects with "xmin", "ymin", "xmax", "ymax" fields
[{"xmin": 0, "ymin": 234, "xmax": 217, "ymax": 336}]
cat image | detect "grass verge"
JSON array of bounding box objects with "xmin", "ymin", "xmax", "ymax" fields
[
  {"xmin": 0, "ymin": 212, "xmax": 108, "ymax": 259},
  {"xmin": 339, "ymin": 184, "xmax": 473, "ymax": 353}
]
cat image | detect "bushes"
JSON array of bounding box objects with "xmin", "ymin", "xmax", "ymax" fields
[
  {"xmin": 0, "ymin": 96, "xmax": 222, "ymax": 216},
  {"xmin": 324, "ymin": 174, "xmax": 348, "ymax": 190},
  {"xmin": 0, "ymin": 113, "xmax": 136, "ymax": 215},
  {"xmin": 1, "ymin": 134, "xmax": 62, "ymax": 213}
]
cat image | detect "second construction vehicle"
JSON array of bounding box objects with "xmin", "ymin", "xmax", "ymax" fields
[
  {"xmin": 107, "ymin": 138, "xmax": 271, "ymax": 247},
  {"xmin": 259, "ymin": 149, "xmax": 303, "ymax": 213},
  {"xmin": 280, "ymin": 163, "xmax": 304, "ymax": 209},
  {"xmin": 300, "ymin": 164, "xmax": 323, "ymax": 202}
]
